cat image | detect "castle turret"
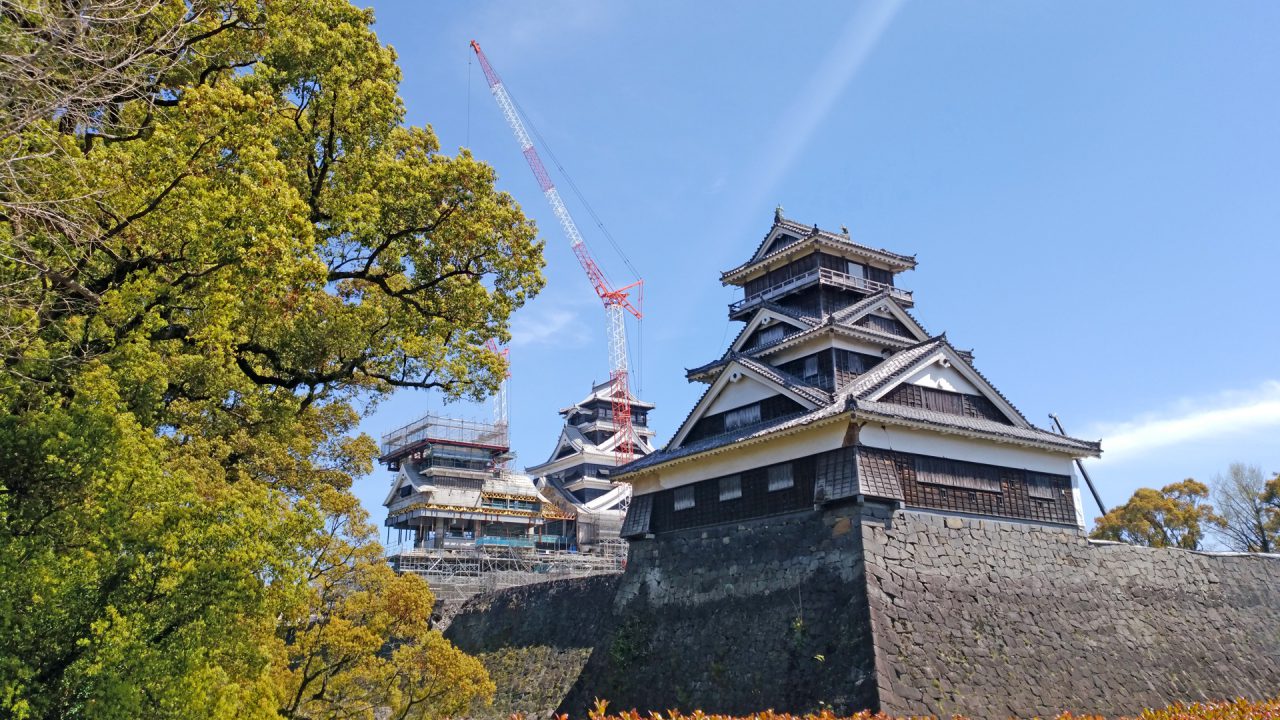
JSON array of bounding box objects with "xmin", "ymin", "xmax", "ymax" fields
[{"xmin": 527, "ymin": 380, "xmax": 656, "ymax": 547}]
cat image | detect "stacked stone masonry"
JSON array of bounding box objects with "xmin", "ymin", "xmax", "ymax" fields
[
  {"xmin": 866, "ymin": 511, "xmax": 1280, "ymax": 719},
  {"xmin": 445, "ymin": 506, "xmax": 1280, "ymax": 719}
]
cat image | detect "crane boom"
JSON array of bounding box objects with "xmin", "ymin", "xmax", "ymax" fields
[{"xmin": 470, "ymin": 40, "xmax": 642, "ymax": 465}]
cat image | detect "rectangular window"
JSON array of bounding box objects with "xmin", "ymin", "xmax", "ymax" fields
[
  {"xmin": 922, "ymin": 387, "xmax": 964, "ymax": 415},
  {"xmin": 1026, "ymin": 473, "xmax": 1061, "ymax": 500},
  {"xmin": 757, "ymin": 324, "xmax": 785, "ymax": 346},
  {"xmin": 767, "ymin": 463, "xmax": 794, "ymax": 492},
  {"xmin": 398, "ymin": 485, "xmax": 412, "ymax": 498},
  {"xmin": 673, "ymin": 486, "xmax": 696, "ymax": 511},
  {"xmin": 915, "ymin": 457, "xmax": 1002, "ymax": 493},
  {"xmin": 719, "ymin": 475, "xmax": 742, "ymax": 501},
  {"xmin": 846, "ymin": 261, "xmax": 866, "ymax": 279},
  {"xmin": 802, "ymin": 356, "xmax": 819, "ymax": 379},
  {"xmin": 724, "ymin": 403, "xmax": 762, "ymax": 431}
]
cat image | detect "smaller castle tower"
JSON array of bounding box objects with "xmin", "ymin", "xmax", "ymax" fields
[
  {"xmin": 379, "ymin": 413, "xmax": 571, "ymax": 551},
  {"xmin": 527, "ymin": 380, "xmax": 656, "ymax": 547}
]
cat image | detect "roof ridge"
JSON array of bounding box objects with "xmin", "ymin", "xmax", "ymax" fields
[
  {"xmin": 845, "ymin": 335, "xmax": 948, "ymax": 400},
  {"xmin": 830, "ymin": 289, "xmax": 892, "ymax": 322},
  {"xmin": 852, "ymin": 398, "xmax": 1100, "ymax": 455},
  {"xmin": 726, "ymin": 213, "xmax": 917, "ymax": 279},
  {"xmin": 733, "ymin": 354, "xmax": 834, "ymax": 406}
]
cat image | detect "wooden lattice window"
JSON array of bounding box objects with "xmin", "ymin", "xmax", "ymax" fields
[
  {"xmin": 768, "ymin": 463, "xmax": 795, "ymax": 492},
  {"xmin": 756, "ymin": 324, "xmax": 786, "ymax": 346},
  {"xmin": 719, "ymin": 475, "xmax": 742, "ymax": 501},
  {"xmin": 674, "ymin": 486, "xmax": 696, "ymax": 511},
  {"xmin": 860, "ymin": 314, "xmax": 910, "ymax": 337},
  {"xmin": 914, "ymin": 456, "xmax": 1002, "ymax": 493},
  {"xmin": 724, "ymin": 404, "xmax": 762, "ymax": 431},
  {"xmin": 1027, "ymin": 473, "xmax": 1063, "ymax": 500}
]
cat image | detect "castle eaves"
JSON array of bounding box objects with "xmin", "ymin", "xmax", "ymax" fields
[{"xmin": 721, "ymin": 216, "xmax": 916, "ymax": 284}]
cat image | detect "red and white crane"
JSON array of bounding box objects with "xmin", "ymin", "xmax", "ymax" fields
[{"xmin": 471, "ymin": 40, "xmax": 643, "ymax": 465}]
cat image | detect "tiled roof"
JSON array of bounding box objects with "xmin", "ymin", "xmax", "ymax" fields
[
  {"xmin": 843, "ymin": 335, "xmax": 1035, "ymax": 428},
  {"xmin": 843, "ymin": 336, "xmax": 949, "ymax": 399},
  {"xmin": 853, "ymin": 399, "xmax": 1100, "ymax": 455},
  {"xmin": 621, "ymin": 328, "xmax": 1101, "ymax": 479},
  {"xmin": 728, "ymin": 214, "xmax": 917, "ymax": 280},
  {"xmin": 829, "ymin": 290, "xmax": 894, "ymax": 324},
  {"xmin": 830, "ymin": 291, "xmax": 929, "ymax": 339},
  {"xmin": 686, "ymin": 303, "xmax": 821, "ymax": 381},
  {"xmin": 732, "ymin": 354, "xmax": 833, "ymax": 406},
  {"xmin": 742, "ymin": 296, "xmax": 921, "ymax": 358},
  {"xmin": 558, "ymin": 379, "xmax": 656, "ymax": 414},
  {"xmin": 615, "ymin": 403, "xmax": 846, "ymax": 477}
]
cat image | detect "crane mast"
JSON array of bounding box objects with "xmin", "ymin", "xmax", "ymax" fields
[
  {"xmin": 470, "ymin": 40, "xmax": 642, "ymax": 465},
  {"xmin": 484, "ymin": 338, "xmax": 511, "ymax": 469}
]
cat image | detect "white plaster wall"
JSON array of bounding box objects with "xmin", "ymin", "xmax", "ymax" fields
[
  {"xmin": 831, "ymin": 337, "xmax": 892, "ymax": 357},
  {"xmin": 705, "ymin": 375, "xmax": 780, "ymax": 415},
  {"xmin": 858, "ymin": 424, "xmax": 1076, "ymax": 476},
  {"xmin": 903, "ymin": 364, "xmax": 981, "ymax": 394},
  {"xmin": 767, "ymin": 336, "xmax": 831, "ymax": 366},
  {"xmin": 1070, "ymin": 475, "xmax": 1086, "ymax": 529},
  {"xmin": 630, "ymin": 421, "xmax": 850, "ymax": 494}
]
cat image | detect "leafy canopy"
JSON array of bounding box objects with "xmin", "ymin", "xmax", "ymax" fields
[
  {"xmin": 1090, "ymin": 479, "xmax": 1226, "ymax": 550},
  {"xmin": 0, "ymin": 0, "xmax": 539, "ymax": 717}
]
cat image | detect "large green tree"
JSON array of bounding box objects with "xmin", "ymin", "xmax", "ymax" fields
[
  {"xmin": 1090, "ymin": 479, "xmax": 1225, "ymax": 550},
  {"xmin": 0, "ymin": 1, "xmax": 540, "ymax": 717}
]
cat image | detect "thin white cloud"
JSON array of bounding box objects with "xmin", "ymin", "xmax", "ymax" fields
[
  {"xmin": 1089, "ymin": 381, "xmax": 1280, "ymax": 464},
  {"xmin": 510, "ymin": 308, "xmax": 581, "ymax": 348},
  {"xmin": 734, "ymin": 0, "xmax": 906, "ymax": 225}
]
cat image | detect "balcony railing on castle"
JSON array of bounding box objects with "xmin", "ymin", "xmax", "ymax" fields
[{"xmin": 729, "ymin": 267, "xmax": 913, "ymax": 314}]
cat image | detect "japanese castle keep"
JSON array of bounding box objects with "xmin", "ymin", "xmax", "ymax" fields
[
  {"xmin": 616, "ymin": 209, "xmax": 1100, "ymax": 535},
  {"xmin": 445, "ymin": 211, "xmax": 1280, "ymax": 720}
]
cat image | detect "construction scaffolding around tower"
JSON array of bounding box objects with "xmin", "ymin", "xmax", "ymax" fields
[
  {"xmin": 385, "ymin": 540, "xmax": 626, "ymax": 623},
  {"xmin": 379, "ymin": 410, "xmax": 627, "ymax": 623}
]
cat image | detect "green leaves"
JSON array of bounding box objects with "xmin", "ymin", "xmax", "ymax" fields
[{"xmin": 1, "ymin": 0, "xmax": 539, "ymax": 716}]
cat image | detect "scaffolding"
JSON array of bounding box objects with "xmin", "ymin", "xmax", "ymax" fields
[
  {"xmin": 386, "ymin": 541, "xmax": 626, "ymax": 613},
  {"xmin": 380, "ymin": 413, "xmax": 510, "ymax": 459}
]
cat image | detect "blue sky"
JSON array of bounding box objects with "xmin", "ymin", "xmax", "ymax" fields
[{"xmin": 354, "ymin": 1, "xmax": 1280, "ymax": 531}]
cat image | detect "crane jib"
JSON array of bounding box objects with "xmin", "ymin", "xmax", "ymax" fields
[{"xmin": 470, "ymin": 39, "xmax": 643, "ymax": 466}]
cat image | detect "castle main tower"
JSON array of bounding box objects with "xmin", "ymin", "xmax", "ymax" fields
[{"xmin": 617, "ymin": 210, "xmax": 1099, "ymax": 537}]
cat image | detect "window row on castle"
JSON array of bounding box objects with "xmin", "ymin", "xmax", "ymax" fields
[
  {"xmin": 650, "ymin": 456, "xmax": 817, "ymax": 533},
  {"xmin": 743, "ymin": 252, "xmax": 895, "ymax": 298},
  {"xmin": 775, "ymin": 348, "xmax": 885, "ymax": 391},
  {"xmin": 566, "ymin": 405, "xmax": 649, "ymax": 428},
  {"xmin": 683, "ymin": 394, "xmax": 806, "ymax": 444},
  {"xmin": 673, "ymin": 464, "xmax": 795, "ymax": 510},
  {"xmin": 622, "ymin": 447, "xmax": 1077, "ymax": 536},
  {"xmin": 881, "ymin": 384, "xmax": 1010, "ymax": 424}
]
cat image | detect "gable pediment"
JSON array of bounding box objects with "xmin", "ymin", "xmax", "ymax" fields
[
  {"xmin": 670, "ymin": 359, "xmax": 824, "ymax": 449},
  {"xmin": 834, "ymin": 294, "xmax": 928, "ymax": 342},
  {"xmin": 861, "ymin": 344, "xmax": 1029, "ymax": 428},
  {"xmin": 904, "ymin": 364, "xmax": 981, "ymax": 395},
  {"xmin": 382, "ymin": 468, "xmax": 420, "ymax": 505},
  {"xmin": 730, "ymin": 309, "xmax": 809, "ymax": 355}
]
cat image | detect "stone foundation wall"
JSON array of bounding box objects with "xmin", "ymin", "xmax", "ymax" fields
[
  {"xmin": 565, "ymin": 505, "xmax": 878, "ymax": 716},
  {"xmin": 864, "ymin": 511, "xmax": 1280, "ymax": 719},
  {"xmin": 446, "ymin": 574, "xmax": 621, "ymax": 720},
  {"xmin": 445, "ymin": 506, "xmax": 1280, "ymax": 719}
]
